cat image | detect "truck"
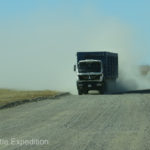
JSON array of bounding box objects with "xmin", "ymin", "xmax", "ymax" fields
[{"xmin": 74, "ymin": 51, "xmax": 118, "ymax": 95}]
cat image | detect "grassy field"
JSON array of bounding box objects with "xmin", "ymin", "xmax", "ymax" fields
[
  {"xmin": 140, "ymin": 65, "xmax": 150, "ymax": 76},
  {"xmin": 0, "ymin": 89, "xmax": 59, "ymax": 108}
]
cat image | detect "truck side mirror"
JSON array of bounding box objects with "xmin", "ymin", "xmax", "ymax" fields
[{"xmin": 74, "ymin": 65, "xmax": 76, "ymax": 71}]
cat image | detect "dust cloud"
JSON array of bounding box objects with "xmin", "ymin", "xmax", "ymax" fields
[
  {"xmin": 76, "ymin": 19, "xmax": 150, "ymax": 93},
  {"xmin": 107, "ymin": 50, "xmax": 150, "ymax": 93},
  {"xmin": 0, "ymin": 11, "xmax": 149, "ymax": 94}
]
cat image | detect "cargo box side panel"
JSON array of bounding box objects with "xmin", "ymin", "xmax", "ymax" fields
[{"xmin": 105, "ymin": 53, "xmax": 118, "ymax": 79}]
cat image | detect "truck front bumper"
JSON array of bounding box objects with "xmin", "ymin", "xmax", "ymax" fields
[{"xmin": 77, "ymin": 81, "xmax": 103, "ymax": 90}]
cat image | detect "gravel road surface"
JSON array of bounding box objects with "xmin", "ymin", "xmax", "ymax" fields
[{"xmin": 0, "ymin": 94, "xmax": 150, "ymax": 150}]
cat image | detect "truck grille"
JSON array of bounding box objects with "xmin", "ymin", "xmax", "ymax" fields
[{"xmin": 79, "ymin": 75, "xmax": 100, "ymax": 80}]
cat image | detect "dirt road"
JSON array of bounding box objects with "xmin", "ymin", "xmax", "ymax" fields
[{"xmin": 0, "ymin": 94, "xmax": 150, "ymax": 150}]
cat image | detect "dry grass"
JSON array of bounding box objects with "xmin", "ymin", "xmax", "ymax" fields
[
  {"xmin": 0, "ymin": 89, "xmax": 59, "ymax": 107},
  {"xmin": 140, "ymin": 65, "xmax": 150, "ymax": 76}
]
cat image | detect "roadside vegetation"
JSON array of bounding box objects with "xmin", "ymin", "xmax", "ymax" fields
[
  {"xmin": 140, "ymin": 65, "xmax": 150, "ymax": 76},
  {"xmin": 0, "ymin": 89, "xmax": 59, "ymax": 108}
]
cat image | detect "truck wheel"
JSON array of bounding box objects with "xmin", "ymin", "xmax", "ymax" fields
[
  {"xmin": 78, "ymin": 90, "xmax": 82, "ymax": 95},
  {"xmin": 99, "ymin": 86, "xmax": 105, "ymax": 94}
]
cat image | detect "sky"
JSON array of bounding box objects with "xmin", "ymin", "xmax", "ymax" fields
[{"xmin": 0, "ymin": 0, "xmax": 150, "ymax": 92}]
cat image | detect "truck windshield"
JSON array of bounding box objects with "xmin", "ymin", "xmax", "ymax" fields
[{"xmin": 78, "ymin": 62, "xmax": 101, "ymax": 73}]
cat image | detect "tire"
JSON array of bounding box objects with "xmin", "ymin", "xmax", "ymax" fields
[
  {"xmin": 99, "ymin": 85, "xmax": 105, "ymax": 94},
  {"xmin": 78, "ymin": 90, "xmax": 82, "ymax": 95}
]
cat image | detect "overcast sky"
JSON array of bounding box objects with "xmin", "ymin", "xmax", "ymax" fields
[{"xmin": 0, "ymin": 0, "xmax": 150, "ymax": 92}]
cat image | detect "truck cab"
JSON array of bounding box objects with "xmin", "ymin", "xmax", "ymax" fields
[{"xmin": 75, "ymin": 60, "xmax": 105, "ymax": 95}]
